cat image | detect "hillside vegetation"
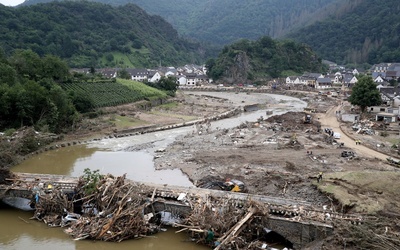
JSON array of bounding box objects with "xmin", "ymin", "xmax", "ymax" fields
[
  {"xmin": 287, "ymin": 0, "xmax": 400, "ymax": 65},
  {"xmin": 20, "ymin": 0, "xmax": 339, "ymax": 46},
  {"xmin": 206, "ymin": 37, "xmax": 326, "ymax": 83},
  {"xmin": 0, "ymin": 49, "xmax": 173, "ymax": 134},
  {"xmin": 62, "ymin": 80, "xmax": 167, "ymax": 109},
  {"xmin": 0, "ymin": 1, "xmax": 205, "ymax": 68}
]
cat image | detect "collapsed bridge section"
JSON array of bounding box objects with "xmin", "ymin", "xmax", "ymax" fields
[{"xmin": 0, "ymin": 172, "xmax": 346, "ymax": 248}]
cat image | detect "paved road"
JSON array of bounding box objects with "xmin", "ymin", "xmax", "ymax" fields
[{"xmin": 318, "ymin": 103, "xmax": 389, "ymax": 161}]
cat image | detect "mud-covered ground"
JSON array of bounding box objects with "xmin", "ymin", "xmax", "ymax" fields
[
  {"xmin": 149, "ymin": 90, "xmax": 400, "ymax": 249},
  {"xmin": 153, "ymin": 109, "xmax": 388, "ymax": 207},
  {"xmin": 2, "ymin": 89, "xmax": 399, "ymax": 249}
]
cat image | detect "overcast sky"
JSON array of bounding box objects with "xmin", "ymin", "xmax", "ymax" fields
[{"xmin": 0, "ymin": 0, "xmax": 25, "ymax": 6}]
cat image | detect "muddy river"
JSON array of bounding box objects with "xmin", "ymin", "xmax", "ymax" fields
[{"xmin": 1, "ymin": 93, "xmax": 306, "ymax": 250}]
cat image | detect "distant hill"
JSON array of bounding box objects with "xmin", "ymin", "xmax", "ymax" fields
[
  {"xmin": 206, "ymin": 36, "xmax": 326, "ymax": 83},
  {"xmin": 0, "ymin": 1, "xmax": 206, "ymax": 68},
  {"xmin": 287, "ymin": 0, "xmax": 400, "ymax": 65},
  {"xmin": 20, "ymin": 0, "xmax": 341, "ymax": 45}
]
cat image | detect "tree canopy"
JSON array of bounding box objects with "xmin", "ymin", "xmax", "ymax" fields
[
  {"xmin": 0, "ymin": 49, "xmax": 171, "ymax": 134},
  {"xmin": 0, "ymin": 49, "xmax": 77, "ymax": 133},
  {"xmin": 348, "ymin": 76, "xmax": 381, "ymax": 113},
  {"xmin": 21, "ymin": 0, "xmax": 338, "ymax": 46},
  {"xmin": 288, "ymin": 0, "xmax": 400, "ymax": 65},
  {"xmin": 0, "ymin": 1, "xmax": 205, "ymax": 68},
  {"xmin": 206, "ymin": 36, "xmax": 326, "ymax": 82}
]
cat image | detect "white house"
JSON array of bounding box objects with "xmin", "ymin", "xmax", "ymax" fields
[
  {"xmin": 285, "ymin": 76, "xmax": 307, "ymax": 85},
  {"xmin": 148, "ymin": 71, "xmax": 164, "ymax": 83},
  {"xmin": 376, "ymin": 112, "xmax": 397, "ymax": 123},
  {"xmin": 343, "ymin": 74, "xmax": 358, "ymax": 88},
  {"xmin": 286, "ymin": 76, "xmax": 300, "ymax": 84},
  {"xmin": 127, "ymin": 69, "xmax": 148, "ymax": 82},
  {"xmin": 185, "ymin": 73, "xmax": 197, "ymax": 85},
  {"xmin": 315, "ymin": 77, "xmax": 332, "ymax": 89},
  {"xmin": 177, "ymin": 75, "xmax": 188, "ymax": 86},
  {"xmin": 374, "ymin": 75, "xmax": 385, "ymax": 83}
]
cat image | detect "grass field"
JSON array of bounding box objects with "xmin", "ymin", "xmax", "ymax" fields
[{"xmin": 317, "ymin": 170, "xmax": 400, "ymax": 214}]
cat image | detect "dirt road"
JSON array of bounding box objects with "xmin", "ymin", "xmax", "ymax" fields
[{"xmin": 319, "ymin": 103, "xmax": 389, "ymax": 161}]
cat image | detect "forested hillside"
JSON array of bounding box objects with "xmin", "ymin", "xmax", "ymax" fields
[
  {"xmin": 206, "ymin": 37, "xmax": 326, "ymax": 83},
  {"xmin": 20, "ymin": 0, "xmax": 341, "ymax": 45},
  {"xmin": 287, "ymin": 0, "xmax": 400, "ymax": 65},
  {"xmin": 0, "ymin": 1, "xmax": 206, "ymax": 68}
]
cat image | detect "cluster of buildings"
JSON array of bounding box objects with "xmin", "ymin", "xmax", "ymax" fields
[
  {"xmin": 72, "ymin": 65, "xmax": 210, "ymax": 86},
  {"xmin": 286, "ymin": 63, "xmax": 400, "ymax": 90},
  {"xmin": 285, "ymin": 70, "xmax": 359, "ymax": 89},
  {"xmin": 285, "ymin": 62, "xmax": 400, "ymax": 123}
]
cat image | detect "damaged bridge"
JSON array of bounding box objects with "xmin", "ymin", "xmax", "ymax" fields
[{"xmin": 0, "ymin": 172, "xmax": 351, "ymax": 248}]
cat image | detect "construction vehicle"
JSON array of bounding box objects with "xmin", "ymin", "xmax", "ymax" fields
[
  {"xmin": 223, "ymin": 179, "xmax": 246, "ymax": 192},
  {"xmin": 199, "ymin": 178, "xmax": 246, "ymax": 192}
]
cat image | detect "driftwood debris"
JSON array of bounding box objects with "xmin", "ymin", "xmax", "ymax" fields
[
  {"xmin": 214, "ymin": 206, "xmax": 258, "ymax": 250},
  {"xmin": 25, "ymin": 172, "xmax": 300, "ymax": 248},
  {"xmin": 176, "ymin": 194, "xmax": 270, "ymax": 249}
]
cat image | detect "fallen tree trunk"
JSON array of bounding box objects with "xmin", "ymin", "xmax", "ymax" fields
[{"xmin": 214, "ymin": 206, "xmax": 257, "ymax": 250}]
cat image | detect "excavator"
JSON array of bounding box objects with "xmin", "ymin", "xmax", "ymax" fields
[{"xmin": 199, "ymin": 178, "xmax": 246, "ymax": 192}]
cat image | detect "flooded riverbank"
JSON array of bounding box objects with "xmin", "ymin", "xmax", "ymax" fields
[
  {"xmin": 0, "ymin": 203, "xmax": 209, "ymax": 250},
  {"xmin": 2, "ymin": 92, "xmax": 307, "ymax": 250}
]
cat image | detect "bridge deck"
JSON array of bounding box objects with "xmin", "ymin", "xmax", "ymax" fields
[{"xmin": 1, "ymin": 172, "xmax": 363, "ymax": 223}]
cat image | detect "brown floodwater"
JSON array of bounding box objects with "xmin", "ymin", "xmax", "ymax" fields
[
  {"xmin": 12, "ymin": 145, "xmax": 193, "ymax": 186},
  {"xmin": 0, "ymin": 204, "xmax": 208, "ymax": 250},
  {"xmin": 2, "ymin": 145, "xmax": 207, "ymax": 250},
  {"xmin": 2, "ymin": 93, "xmax": 307, "ymax": 249}
]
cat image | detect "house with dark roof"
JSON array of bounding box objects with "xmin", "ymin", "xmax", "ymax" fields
[
  {"xmin": 385, "ymin": 63, "xmax": 400, "ymax": 80},
  {"xmin": 379, "ymin": 86, "xmax": 400, "ymax": 106},
  {"xmin": 343, "ymin": 74, "xmax": 358, "ymax": 88},
  {"xmin": 371, "ymin": 63, "xmax": 392, "ymax": 79},
  {"xmin": 98, "ymin": 68, "xmax": 118, "ymax": 78},
  {"xmin": 126, "ymin": 68, "xmax": 149, "ymax": 82},
  {"xmin": 315, "ymin": 77, "xmax": 332, "ymax": 89}
]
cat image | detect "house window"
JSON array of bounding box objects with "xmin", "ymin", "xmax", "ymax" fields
[{"xmin": 380, "ymin": 108, "xmax": 385, "ymax": 112}]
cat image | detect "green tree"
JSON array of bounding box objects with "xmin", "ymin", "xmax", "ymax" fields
[
  {"xmin": 348, "ymin": 75, "xmax": 381, "ymax": 113},
  {"xmin": 42, "ymin": 54, "xmax": 70, "ymax": 82},
  {"xmin": 157, "ymin": 76, "xmax": 178, "ymax": 95},
  {"xmin": 8, "ymin": 49, "xmax": 42, "ymax": 81},
  {"xmin": 118, "ymin": 68, "xmax": 131, "ymax": 79},
  {"xmin": 0, "ymin": 63, "xmax": 18, "ymax": 85}
]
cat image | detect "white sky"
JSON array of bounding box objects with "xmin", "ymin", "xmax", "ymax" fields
[{"xmin": 0, "ymin": 0, "xmax": 25, "ymax": 6}]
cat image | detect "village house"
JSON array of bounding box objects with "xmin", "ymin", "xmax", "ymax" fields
[
  {"xmin": 343, "ymin": 73, "xmax": 358, "ymax": 88},
  {"xmin": 379, "ymin": 86, "xmax": 400, "ymax": 106},
  {"xmin": 374, "ymin": 75, "xmax": 386, "ymax": 83},
  {"xmin": 315, "ymin": 77, "xmax": 332, "ymax": 89},
  {"xmin": 98, "ymin": 68, "xmax": 118, "ymax": 78},
  {"xmin": 371, "ymin": 63, "xmax": 393, "ymax": 79},
  {"xmin": 285, "ymin": 76, "xmax": 306, "ymax": 85},
  {"xmin": 285, "ymin": 73, "xmax": 323, "ymax": 87},
  {"xmin": 126, "ymin": 68, "xmax": 149, "ymax": 82},
  {"xmin": 385, "ymin": 63, "xmax": 400, "ymax": 81},
  {"xmin": 185, "ymin": 73, "xmax": 197, "ymax": 85},
  {"xmin": 148, "ymin": 70, "xmax": 164, "ymax": 83}
]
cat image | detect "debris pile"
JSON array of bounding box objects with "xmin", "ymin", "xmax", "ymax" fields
[
  {"xmin": 176, "ymin": 196, "xmax": 270, "ymax": 249},
  {"xmin": 65, "ymin": 174, "xmax": 157, "ymax": 241},
  {"xmin": 352, "ymin": 120, "xmax": 376, "ymax": 135},
  {"xmin": 0, "ymin": 167, "xmax": 14, "ymax": 185},
  {"xmin": 34, "ymin": 173, "xmax": 159, "ymax": 242},
  {"xmin": 29, "ymin": 171, "xmax": 297, "ymax": 248},
  {"xmin": 329, "ymin": 217, "xmax": 400, "ymax": 249}
]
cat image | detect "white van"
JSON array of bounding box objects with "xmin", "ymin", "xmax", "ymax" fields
[{"xmin": 333, "ymin": 132, "xmax": 341, "ymax": 139}]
